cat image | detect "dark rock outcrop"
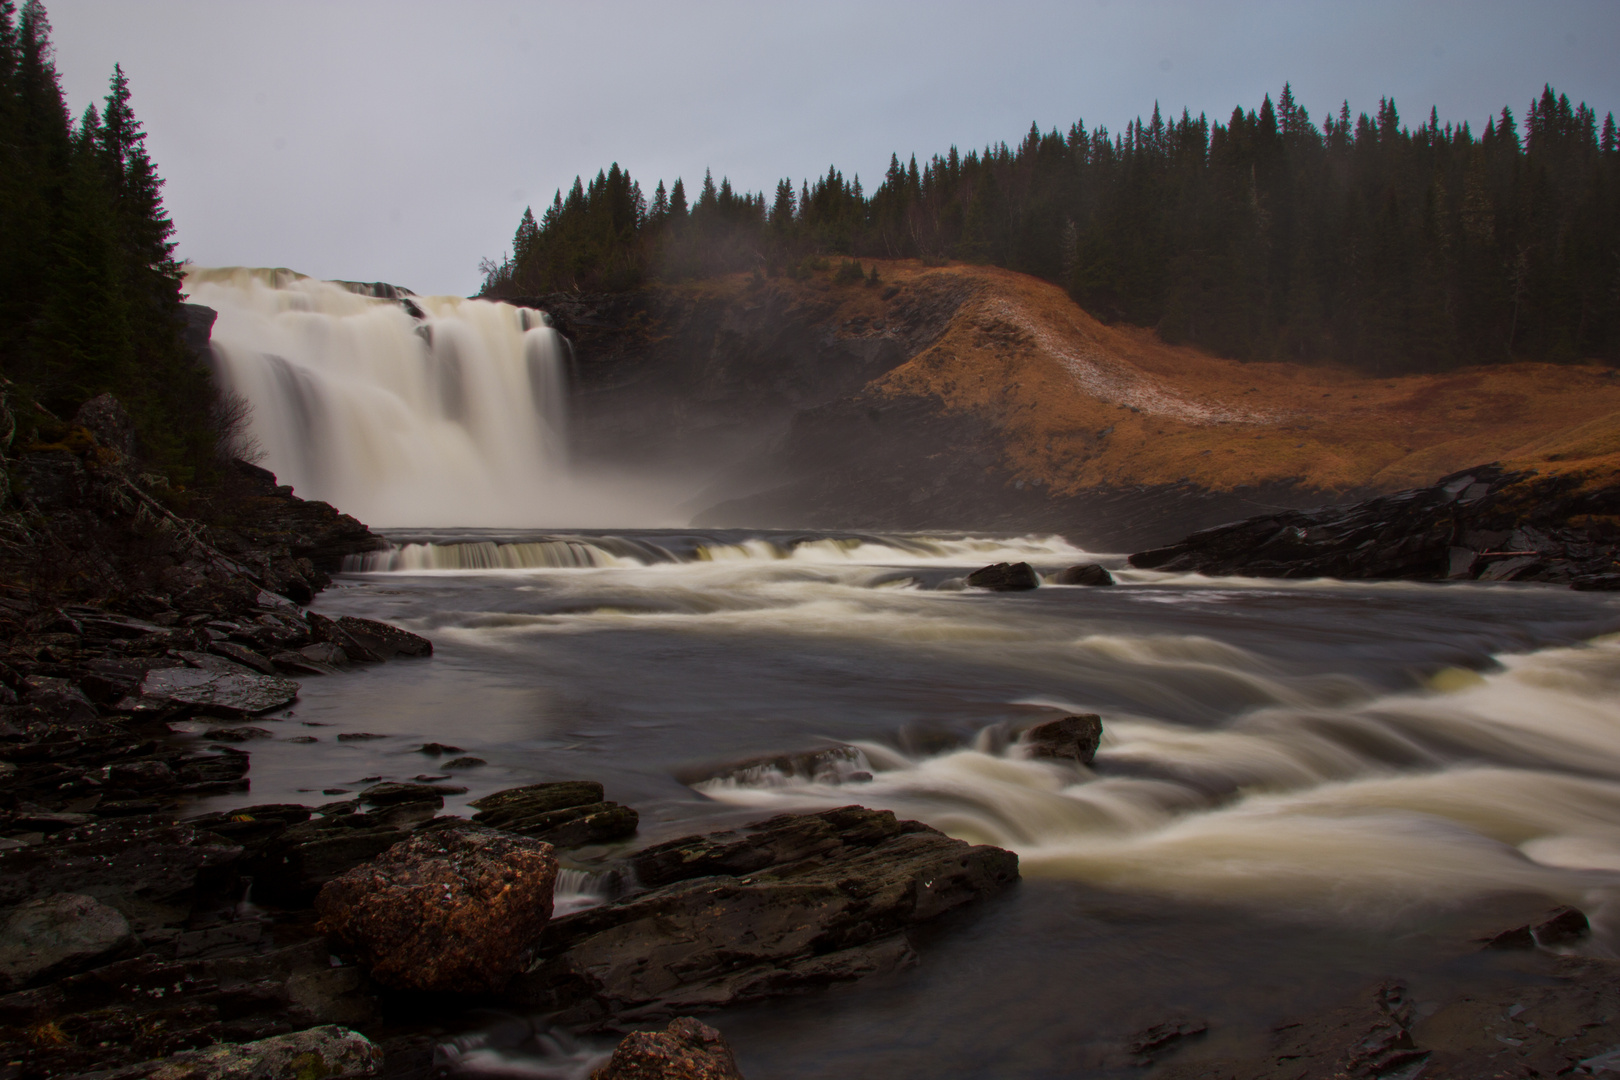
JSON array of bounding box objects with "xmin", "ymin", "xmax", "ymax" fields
[
  {"xmin": 515, "ymin": 805, "xmax": 1018, "ymax": 1027},
  {"xmin": 1129, "ymin": 464, "xmax": 1620, "ymax": 587},
  {"xmin": 1049, "ymin": 562, "xmax": 1114, "ymax": 586},
  {"xmin": 966, "ymin": 562, "xmax": 1040, "ymax": 591},
  {"xmin": 0, "ymin": 892, "xmax": 133, "ymax": 992},
  {"xmin": 315, "ymin": 825, "xmax": 559, "ymax": 993},
  {"xmin": 592, "ymin": 1017, "xmax": 744, "ymax": 1080}
]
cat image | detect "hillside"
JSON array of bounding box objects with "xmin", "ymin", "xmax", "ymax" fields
[{"xmin": 540, "ymin": 260, "xmax": 1620, "ymax": 547}]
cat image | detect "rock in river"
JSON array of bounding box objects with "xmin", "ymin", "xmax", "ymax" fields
[
  {"xmin": 1049, "ymin": 562, "xmax": 1115, "ymax": 586},
  {"xmin": 469, "ymin": 781, "xmax": 640, "ymax": 848},
  {"xmin": 1019, "ymin": 714, "xmax": 1103, "ymax": 765},
  {"xmin": 966, "ymin": 561, "xmax": 1040, "ymax": 591},
  {"xmin": 316, "ymin": 824, "xmax": 559, "ymax": 993},
  {"xmin": 515, "ymin": 805, "xmax": 1018, "ymax": 1026}
]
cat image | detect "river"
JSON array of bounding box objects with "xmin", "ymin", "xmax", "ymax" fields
[{"xmin": 184, "ymin": 528, "xmax": 1620, "ymax": 1079}]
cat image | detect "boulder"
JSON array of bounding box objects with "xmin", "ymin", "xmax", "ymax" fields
[
  {"xmin": 250, "ymin": 816, "xmax": 407, "ymax": 906},
  {"xmin": 1533, "ymin": 906, "xmax": 1590, "ymax": 947},
  {"xmin": 470, "ymin": 782, "xmax": 639, "ymax": 847},
  {"xmin": 592, "ymin": 1017, "xmax": 744, "ymax": 1080},
  {"xmin": 315, "ymin": 824, "xmax": 559, "ymax": 993},
  {"xmin": 965, "ymin": 561, "xmax": 1040, "ymax": 591},
  {"xmin": 137, "ymin": 666, "xmax": 299, "ymax": 716},
  {"xmin": 335, "ymin": 615, "xmax": 433, "ymax": 658},
  {"xmin": 516, "ymin": 806, "xmax": 1018, "ymax": 1024},
  {"xmin": 679, "ymin": 745, "xmax": 870, "ymax": 787},
  {"xmin": 71, "ymin": 393, "xmax": 136, "ymax": 460},
  {"xmin": 148, "ymin": 1024, "xmax": 381, "ymax": 1080},
  {"xmin": 1019, "ymin": 714, "xmax": 1103, "ymax": 765},
  {"xmin": 0, "ymin": 893, "xmax": 133, "ymax": 992},
  {"xmin": 1049, "ymin": 562, "xmax": 1115, "ymax": 586}
]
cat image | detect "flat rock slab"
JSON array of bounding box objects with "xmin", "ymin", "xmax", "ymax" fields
[
  {"xmin": 138, "ymin": 666, "xmax": 299, "ymax": 715},
  {"xmin": 516, "ymin": 805, "xmax": 1017, "ymax": 1026},
  {"xmin": 316, "ymin": 824, "xmax": 557, "ymax": 993},
  {"xmin": 471, "ymin": 781, "xmax": 639, "ymax": 848},
  {"xmin": 0, "ymin": 822, "xmax": 243, "ymax": 907}
]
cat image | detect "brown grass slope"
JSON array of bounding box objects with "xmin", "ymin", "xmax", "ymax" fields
[{"xmin": 839, "ymin": 261, "xmax": 1620, "ymax": 498}]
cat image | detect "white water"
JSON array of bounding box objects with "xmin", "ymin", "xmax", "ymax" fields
[{"xmin": 185, "ymin": 267, "xmax": 683, "ymax": 528}]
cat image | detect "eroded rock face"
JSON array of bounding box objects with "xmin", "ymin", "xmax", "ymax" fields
[
  {"xmin": 516, "ymin": 806, "xmax": 1018, "ymax": 1026},
  {"xmin": 148, "ymin": 1023, "xmax": 382, "ymax": 1080},
  {"xmin": 592, "ymin": 1017, "xmax": 744, "ymax": 1080},
  {"xmin": 315, "ymin": 824, "xmax": 559, "ymax": 993},
  {"xmin": 966, "ymin": 561, "xmax": 1040, "ymax": 590},
  {"xmin": 0, "ymin": 892, "xmax": 132, "ymax": 992}
]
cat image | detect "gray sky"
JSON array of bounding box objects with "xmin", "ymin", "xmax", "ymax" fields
[{"xmin": 44, "ymin": 1, "xmax": 1620, "ymax": 297}]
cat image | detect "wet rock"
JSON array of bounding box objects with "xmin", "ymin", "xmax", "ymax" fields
[
  {"xmin": 470, "ymin": 782, "xmax": 639, "ymax": 847},
  {"xmin": 418, "ymin": 742, "xmax": 464, "ymax": 755},
  {"xmin": 0, "ymin": 821, "xmax": 242, "ymax": 907},
  {"xmin": 965, "ymin": 561, "xmax": 1040, "ymax": 591},
  {"xmin": 270, "ymin": 650, "xmax": 340, "ymax": 676},
  {"xmin": 444, "ymin": 756, "xmax": 486, "ymax": 769},
  {"xmin": 0, "ymin": 892, "xmax": 133, "ymax": 991},
  {"xmin": 1019, "ymin": 714, "xmax": 1103, "ymax": 765},
  {"xmin": 207, "ymin": 640, "xmax": 278, "ymax": 676},
  {"xmin": 1481, "ymin": 924, "xmax": 1536, "ymax": 950},
  {"xmin": 187, "ymin": 804, "xmax": 312, "ymax": 853},
  {"xmin": 307, "ymin": 612, "xmax": 385, "ymax": 663},
  {"xmin": 516, "ymin": 806, "xmax": 1018, "ymax": 1024},
  {"xmin": 148, "ymin": 1024, "xmax": 382, "ymax": 1080},
  {"xmin": 137, "ymin": 666, "xmax": 299, "ymax": 716},
  {"xmin": 335, "ymin": 616, "xmax": 433, "ymax": 659},
  {"xmin": 316, "ymin": 824, "xmax": 558, "ymax": 993},
  {"xmin": 336, "ymin": 731, "xmax": 387, "ymax": 741},
  {"xmin": 1049, "ymin": 562, "xmax": 1115, "ymax": 586},
  {"xmin": 1123, "ymin": 1016, "xmax": 1207, "ymax": 1066},
  {"xmin": 592, "ymin": 1017, "xmax": 744, "ymax": 1080},
  {"xmin": 20, "ymin": 676, "xmax": 98, "ymax": 722},
  {"xmin": 299, "ymin": 641, "xmax": 350, "ymax": 667},
  {"xmin": 206, "ymin": 726, "xmax": 273, "ymax": 742},
  {"xmin": 1533, "ymin": 905, "xmax": 1590, "ymax": 947},
  {"xmin": 358, "ymin": 782, "xmax": 448, "ymax": 808}
]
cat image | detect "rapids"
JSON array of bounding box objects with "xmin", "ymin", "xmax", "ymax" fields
[{"xmin": 183, "ymin": 528, "xmax": 1620, "ymax": 1078}]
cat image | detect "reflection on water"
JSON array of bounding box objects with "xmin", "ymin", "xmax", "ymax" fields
[{"xmin": 186, "ymin": 528, "xmax": 1620, "ymax": 1079}]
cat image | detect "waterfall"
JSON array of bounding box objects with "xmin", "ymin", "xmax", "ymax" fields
[{"xmin": 185, "ymin": 267, "xmax": 576, "ymax": 527}]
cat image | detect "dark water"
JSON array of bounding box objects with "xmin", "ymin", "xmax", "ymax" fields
[{"xmin": 189, "ymin": 529, "xmax": 1620, "ymax": 1078}]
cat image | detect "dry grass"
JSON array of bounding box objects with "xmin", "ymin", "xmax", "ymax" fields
[{"xmin": 682, "ymin": 261, "xmax": 1620, "ymax": 496}]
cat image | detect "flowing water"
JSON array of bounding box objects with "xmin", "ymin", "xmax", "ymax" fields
[{"xmin": 185, "ymin": 530, "xmax": 1620, "ymax": 1078}]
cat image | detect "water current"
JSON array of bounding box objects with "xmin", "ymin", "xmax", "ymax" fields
[{"xmin": 186, "ymin": 529, "xmax": 1620, "ymax": 1078}]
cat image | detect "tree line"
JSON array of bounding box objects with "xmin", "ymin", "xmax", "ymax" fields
[
  {"xmin": 0, "ymin": 0, "xmax": 222, "ymax": 482},
  {"xmin": 480, "ymin": 84, "xmax": 1620, "ymax": 373}
]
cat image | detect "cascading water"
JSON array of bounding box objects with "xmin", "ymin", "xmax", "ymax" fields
[{"xmin": 186, "ymin": 267, "xmax": 616, "ymax": 527}]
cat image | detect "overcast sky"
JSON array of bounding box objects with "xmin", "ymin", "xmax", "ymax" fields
[{"xmin": 43, "ymin": 1, "xmax": 1620, "ymax": 297}]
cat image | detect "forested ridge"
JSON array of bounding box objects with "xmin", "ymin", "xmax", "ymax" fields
[
  {"xmin": 0, "ymin": 0, "xmax": 223, "ymax": 482},
  {"xmin": 481, "ymin": 84, "xmax": 1620, "ymax": 375}
]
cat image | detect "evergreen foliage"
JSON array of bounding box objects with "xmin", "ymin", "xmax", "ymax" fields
[
  {"xmin": 481, "ymin": 83, "xmax": 1620, "ymax": 372},
  {"xmin": 0, "ymin": 2, "xmax": 218, "ymax": 480}
]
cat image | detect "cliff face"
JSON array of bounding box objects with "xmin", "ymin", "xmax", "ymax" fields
[{"xmin": 524, "ymin": 261, "xmax": 1620, "ymax": 550}]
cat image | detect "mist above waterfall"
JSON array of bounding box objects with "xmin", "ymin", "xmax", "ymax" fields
[{"xmin": 186, "ymin": 268, "xmax": 692, "ymax": 528}]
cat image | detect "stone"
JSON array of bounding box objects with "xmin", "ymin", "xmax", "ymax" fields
[
  {"xmin": 315, "ymin": 824, "xmax": 559, "ymax": 993},
  {"xmin": 0, "ymin": 893, "xmax": 133, "ymax": 992},
  {"xmin": 335, "ymin": 615, "xmax": 433, "ymax": 658},
  {"xmin": 148, "ymin": 1024, "xmax": 382, "ymax": 1080},
  {"xmin": 71, "ymin": 392, "xmax": 137, "ymax": 459},
  {"xmin": 1534, "ymin": 906, "xmax": 1590, "ymax": 947},
  {"xmin": 418, "ymin": 742, "xmax": 464, "ymax": 755},
  {"xmin": 592, "ymin": 1017, "xmax": 744, "ymax": 1080},
  {"xmin": 680, "ymin": 745, "xmax": 870, "ymax": 787},
  {"xmin": 208, "ymin": 640, "xmax": 279, "ymax": 675},
  {"xmin": 299, "ymin": 642, "xmax": 350, "ymax": 667},
  {"xmin": 21, "ymin": 675, "xmax": 99, "ymax": 722},
  {"xmin": 469, "ymin": 782, "xmax": 639, "ymax": 847},
  {"xmin": 1020, "ymin": 714, "xmax": 1103, "ymax": 765},
  {"xmin": 1049, "ymin": 562, "xmax": 1115, "ymax": 586},
  {"xmin": 444, "ymin": 756, "xmax": 486, "ymax": 769},
  {"xmin": 250, "ymin": 816, "xmax": 407, "ymax": 906},
  {"xmin": 1482, "ymin": 924, "xmax": 1535, "ymax": 950},
  {"xmin": 516, "ymin": 806, "xmax": 1017, "ymax": 1024},
  {"xmin": 138, "ymin": 666, "xmax": 299, "ymax": 716},
  {"xmin": 965, "ymin": 561, "xmax": 1040, "ymax": 591},
  {"xmin": 206, "ymin": 726, "xmax": 274, "ymax": 742},
  {"xmin": 359, "ymin": 782, "xmax": 447, "ymax": 808}
]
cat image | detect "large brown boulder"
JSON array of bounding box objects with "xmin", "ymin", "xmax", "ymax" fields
[
  {"xmin": 1020, "ymin": 714, "xmax": 1103, "ymax": 765},
  {"xmin": 315, "ymin": 825, "xmax": 558, "ymax": 993},
  {"xmin": 592, "ymin": 1017, "xmax": 744, "ymax": 1080}
]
